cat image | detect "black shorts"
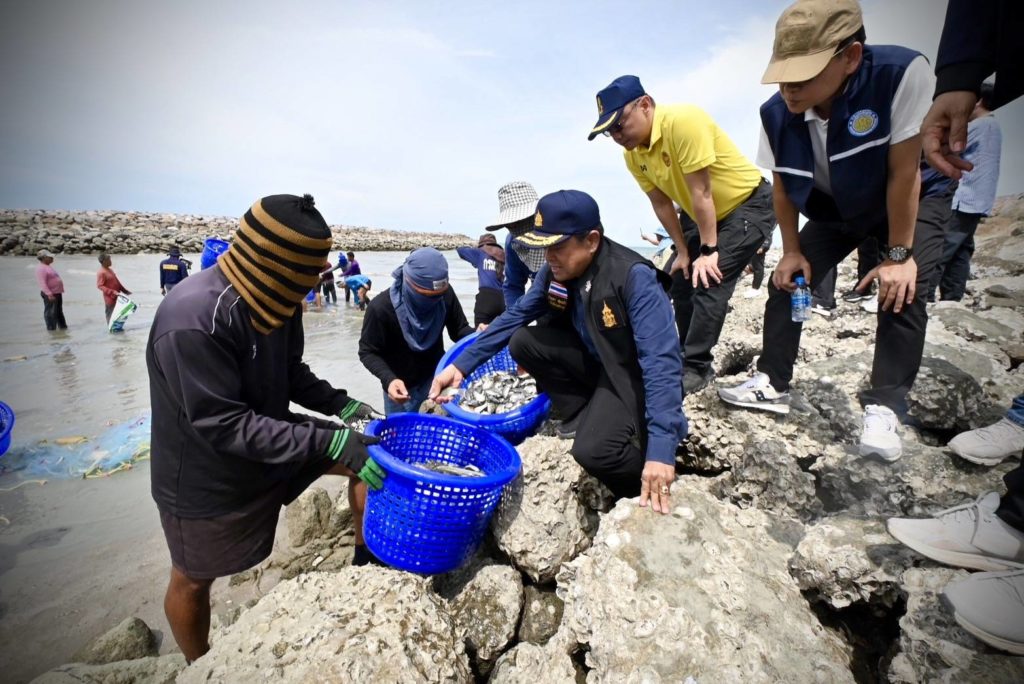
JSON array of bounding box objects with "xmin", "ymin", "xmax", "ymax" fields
[{"xmin": 159, "ymin": 454, "xmax": 335, "ymax": 580}]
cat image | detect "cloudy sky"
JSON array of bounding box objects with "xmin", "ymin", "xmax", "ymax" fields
[{"xmin": 1, "ymin": 0, "xmax": 1020, "ymax": 246}]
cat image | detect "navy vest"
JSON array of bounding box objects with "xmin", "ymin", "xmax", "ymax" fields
[
  {"xmin": 760, "ymin": 45, "xmax": 922, "ymax": 223},
  {"xmin": 541, "ymin": 239, "xmax": 672, "ymax": 441}
]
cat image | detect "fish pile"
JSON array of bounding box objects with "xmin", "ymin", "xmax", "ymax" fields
[
  {"xmin": 458, "ymin": 372, "xmax": 538, "ymax": 415},
  {"xmin": 412, "ymin": 460, "xmax": 485, "ymax": 478}
]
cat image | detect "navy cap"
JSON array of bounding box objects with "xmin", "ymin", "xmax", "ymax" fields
[
  {"xmin": 588, "ymin": 75, "xmax": 646, "ymax": 141},
  {"xmin": 515, "ymin": 190, "xmax": 601, "ymax": 248}
]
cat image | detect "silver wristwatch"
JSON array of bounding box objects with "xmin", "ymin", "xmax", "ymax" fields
[{"xmin": 885, "ymin": 245, "xmax": 913, "ymax": 263}]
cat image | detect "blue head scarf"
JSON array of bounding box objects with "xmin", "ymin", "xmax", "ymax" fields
[{"xmin": 390, "ymin": 248, "xmax": 450, "ymax": 352}]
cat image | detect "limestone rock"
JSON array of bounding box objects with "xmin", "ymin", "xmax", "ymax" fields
[
  {"xmin": 556, "ymin": 483, "xmax": 853, "ymax": 682},
  {"xmin": 517, "ymin": 585, "xmax": 564, "ymax": 645},
  {"xmin": 69, "ymin": 616, "xmax": 157, "ymax": 665},
  {"xmin": 906, "ymin": 357, "xmax": 986, "ymax": 432},
  {"xmin": 789, "ymin": 515, "xmax": 919, "ymax": 609},
  {"xmin": 31, "ymin": 654, "xmax": 185, "ymax": 683},
  {"xmin": 812, "ymin": 442, "xmax": 1016, "ymax": 518},
  {"xmin": 714, "ymin": 436, "xmax": 823, "ymax": 521},
  {"xmin": 490, "ymin": 436, "xmax": 612, "ymax": 583},
  {"xmin": 446, "ymin": 564, "xmax": 523, "ymax": 674},
  {"xmin": 180, "ymin": 568, "xmax": 471, "ymax": 683},
  {"xmin": 285, "ymin": 486, "xmax": 332, "ymax": 547},
  {"xmin": 888, "ymin": 568, "xmax": 1024, "ymax": 683},
  {"xmin": 489, "ymin": 631, "xmax": 579, "ymax": 684}
]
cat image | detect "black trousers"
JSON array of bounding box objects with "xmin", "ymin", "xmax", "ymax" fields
[
  {"xmin": 749, "ymin": 251, "xmax": 766, "ymax": 290},
  {"xmin": 671, "ymin": 180, "xmax": 775, "ymax": 375},
  {"xmin": 509, "ymin": 326, "xmax": 644, "ymax": 498},
  {"xmin": 811, "ymin": 237, "xmax": 880, "ymax": 308},
  {"xmin": 41, "ymin": 292, "xmax": 67, "ymax": 330},
  {"xmin": 321, "ymin": 280, "xmax": 337, "ymax": 303},
  {"xmin": 999, "ymin": 463, "xmax": 1024, "ymax": 534},
  {"xmin": 473, "ymin": 287, "xmax": 505, "ymax": 327},
  {"xmin": 929, "ymin": 210, "xmax": 982, "ymax": 302},
  {"xmin": 757, "ymin": 194, "xmax": 949, "ymax": 415}
]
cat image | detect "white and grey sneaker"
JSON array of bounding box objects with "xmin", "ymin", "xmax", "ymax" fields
[
  {"xmin": 860, "ymin": 404, "xmax": 901, "ymax": 461},
  {"xmin": 742, "ymin": 287, "xmax": 764, "ymax": 299},
  {"xmin": 942, "ymin": 568, "xmax": 1024, "ymax": 655},
  {"xmin": 887, "ymin": 491, "xmax": 1024, "ymax": 572},
  {"xmin": 718, "ymin": 372, "xmax": 790, "ymax": 415},
  {"xmin": 949, "ymin": 418, "xmax": 1024, "ymax": 466}
]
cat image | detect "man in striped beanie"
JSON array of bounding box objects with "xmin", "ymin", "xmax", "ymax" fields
[{"xmin": 147, "ymin": 193, "xmax": 385, "ymax": 662}]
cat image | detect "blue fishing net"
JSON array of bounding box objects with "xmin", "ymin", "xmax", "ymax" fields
[{"xmin": 0, "ymin": 413, "xmax": 151, "ymax": 481}]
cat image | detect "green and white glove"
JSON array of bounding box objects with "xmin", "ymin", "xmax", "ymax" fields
[
  {"xmin": 326, "ymin": 428, "xmax": 386, "ymax": 489},
  {"xmin": 337, "ymin": 398, "xmax": 384, "ymax": 424}
]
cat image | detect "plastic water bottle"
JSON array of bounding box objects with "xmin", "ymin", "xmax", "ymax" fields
[{"xmin": 791, "ymin": 276, "xmax": 811, "ymax": 322}]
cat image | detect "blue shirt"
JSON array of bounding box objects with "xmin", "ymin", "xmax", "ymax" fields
[
  {"xmin": 456, "ymin": 246, "xmax": 503, "ymax": 291},
  {"xmin": 455, "ymin": 262, "xmax": 685, "ymax": 465},
  {"xmin": 953, "ymin": 115, "xmax": 1002, "ymax": 216},
  {"xmin": 345, "ymin": 275, "xmax": 371, "ymax": 305},
  {"xmin": 502, "ymin": 233, "xmax": 537, "ymax": 309}
]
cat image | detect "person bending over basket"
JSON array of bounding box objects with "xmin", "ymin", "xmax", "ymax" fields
[
  {"xmin": 359, "ymin": 248, "xmax": 474, "ymax": 416},
  {"xmin": 147, "ymin": 193, "xmax": 386, "ymax": 663},
  {"xmin": 430, "ymin": 190, "xmax": 687, "ymax": 510}
]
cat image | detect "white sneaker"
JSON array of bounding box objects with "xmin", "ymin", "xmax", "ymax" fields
[
  {"xmin": 861, "ymin": 295, "xmax": 878, "ymax": 313},
  {"xmin": 943, "ymin": 568, "xmax": 1024, "ymax": 655},
  {"xmin": 887, "ymin": 492, "xmax": 1024, "ymax": 571},
  {"xmin": 949, "ymin": 418, "xmax": 1024, "ymax": 466},
  {"xmin": 810, "ymin": 303, "xmax": 834, "ymax": 317},
  {"xmin": 718, "ymin": 372, "xmax": 790, "ymax": 415},
  {"xmin": 742, "ymin": 287, "xmax": 764, "ymax": 299},
  {"xmin": 860, "ymin": 404, "xmax": 902, "ymax": 461}
]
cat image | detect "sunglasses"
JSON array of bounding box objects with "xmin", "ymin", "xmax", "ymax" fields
[{"xmin": 602, "ymin": 99, "xmax": 641, "ymax": 137}]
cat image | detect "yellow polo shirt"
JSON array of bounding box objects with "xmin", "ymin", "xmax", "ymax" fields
[{"xmin": 624, "ymin": 104, "xmax": 762, "ymax": 220}]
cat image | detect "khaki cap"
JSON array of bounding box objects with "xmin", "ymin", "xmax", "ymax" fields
[{"xmin": 761, "ymin": 0, "xmax": 863, "ymax": 84}]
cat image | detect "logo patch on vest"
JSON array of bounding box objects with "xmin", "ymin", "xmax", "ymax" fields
[
  {"xmin": 848, "ymin": 109, "xmax": 879, "ymax": 137},
  {"xmin": 547, "ymin": 280, "xmax": 568, "ymax": 311},
  {"xmin": 662, "ymin": 151, "xmax": 671, "ymax": 167},
  {"xmin": 599, "ymin": 298, "xmax": 625, "ymax": 330}
]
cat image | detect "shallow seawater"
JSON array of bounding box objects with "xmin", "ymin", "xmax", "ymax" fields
[{"xmin": 0, "ymin": 251, "xmax": 480, "ymax": 478}]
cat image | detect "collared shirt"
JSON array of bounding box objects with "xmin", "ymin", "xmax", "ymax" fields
[
  {"xmin": 96, "ymin": 267, "xmax": 128, "ymax": 306},
  {"xmin": 35, "ymin": 263, "xmax": 64, "ymax": 295},
  {"xmin": 953, "ymin": 114, "xmax": 1002, "ymax": 215},
  {"xmin": 625, "ymin": 104, "xmax": 762, "ymax": 221},
  {"xmin": 456, "ymin": 262, "xmax": 685, "ymax": 465}
]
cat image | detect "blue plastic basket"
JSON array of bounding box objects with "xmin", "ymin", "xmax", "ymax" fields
[
  {"xmin": 0, "ymin": 402, "xmax": 14, "ymax": 457},
  {"xmin": 435, "ymin": 332, "xmax": 550, "ymax": 445},
  {"xmin": 363, "ymin": 413, "xmax": 521, "ymax": 574},
  {"xmin": 200, "ymin": 238, "xmax": 229, "ymax": 270}
]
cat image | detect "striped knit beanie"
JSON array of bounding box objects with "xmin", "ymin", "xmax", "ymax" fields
[{"xmin": 219, "ymin": 193, "xmax": 333, "ymax": 334}]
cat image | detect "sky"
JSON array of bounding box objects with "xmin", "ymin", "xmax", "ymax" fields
[{"xmin": 1, "ymin": 0, "xmax": 1020, "ymax": 246}]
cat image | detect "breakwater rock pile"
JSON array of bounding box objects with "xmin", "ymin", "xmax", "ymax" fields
[
  {"xmin": 0, "ymin": 209, "xmax": 474, "ymax": 256},
  {"xmin": 31, "ymin": 196, "xmax": 1024, "ymax": 683}
]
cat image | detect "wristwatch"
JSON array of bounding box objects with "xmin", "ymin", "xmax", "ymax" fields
[
  {"xmin": 884, "ymin": 245, "xmax": 913, "ymax": 263},
  {"xmin": 699, "ymin": 244, "xmax": 719, "ymax": 256}
]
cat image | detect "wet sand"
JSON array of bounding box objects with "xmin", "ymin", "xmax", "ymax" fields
[{"xmin": 0, "ymin": 251, "xmax": 485, "ymax": 682}]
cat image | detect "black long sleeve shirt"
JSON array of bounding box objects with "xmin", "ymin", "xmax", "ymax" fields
[
  {"xmin": 358, "ymin": 287, "xmax": 474, "ymax": 390},
  {"xmin": 147, "ymin": 267, "xmax": 351, "ymax": 518}
]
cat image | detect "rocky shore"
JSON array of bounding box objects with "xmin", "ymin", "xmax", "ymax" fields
[
  {"xmin": 0, "ymin": 209, "xmax": 474, "ymax": 256},
  {"xmin": 30, "ymin": 195, "xmax": 1024, "ymax": 683}
]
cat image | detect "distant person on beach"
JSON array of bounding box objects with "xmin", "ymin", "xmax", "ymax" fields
[
  {"xmin": 35, "ymin": 249, "xmax": 67, "ymax": 331},
  {"xmin": 718, "ymin": 0, "xmax": 946, "ymax": 463},
  {"xmin": 96, "ymin": 253, "xmax": 131, "ymax": 322},
  {"xmin": 345, "ymin": 274, "xmax": 372, "ymax": 310},
  {"xmin": 483, "ymin": 181, "xmax": 544, "ymax": 309},
  {"xmin": 342, "ymin": 251, "xmax": 361, "ymax": 303},
  {"xmin": 319, "ymin": 258, "xmax": 337, "ymax": 304},
  {"xmin": 640, "ymin": 226, "xmax": 675, "ymax": 273},
  {"xmin": 590, "ymin": 74, "xmax": 776, "ymax": 394},
  {"xmin": 431, "ymin": 190, "xmax": 686, "ymax": 509},
  {"xmin": 159, "ymin": 246, "xmax": 190, "ymax": 295},
  {"xmin": 927, "ymin": 82, "xmax": 1003, "ymax": 302},
  {"xmin": 359, "ymin": 248, "xmax": 473, "ymax": 416},
  {"xmin": 301, "ymin": 287, "xmax": 322, "ymax": 312},
  {"xmin": 457, "ymin": 234, "xmax": 506, "ymax": 327},
  {"xmin": 147, "ymin": 193, "xmax": 384, "ymax": 662}
]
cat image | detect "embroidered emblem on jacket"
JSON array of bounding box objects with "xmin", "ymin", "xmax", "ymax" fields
[
  {"xmin": 602, "ymin": 301, "xmax": 617, "ymax": 328},
  {"xmin": 848, "ymin": 109, "xmax": 879, "ymax": 137},
  {"xmin": 547, "ymin": 280, "xmax": 568, "ymax": 310}
]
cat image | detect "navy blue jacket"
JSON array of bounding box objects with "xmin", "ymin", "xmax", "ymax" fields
[
  {"xmin": 502, "ymin": 233, "xmax": 538, "ymax": 309},
  {"xmin": 760, "ymin": 45, "xmax": 921, "ymax": 224},
  {"xmin": 935, "ymin": 0, "xmax": 1023, "ymax": 109},
  {"xmin": 159, "ymin": 256, "xmax": 190, "ymax": 288}
]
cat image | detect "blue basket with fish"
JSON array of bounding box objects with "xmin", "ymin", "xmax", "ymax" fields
[
  {"xmin": 0, "ymin": 402, "xmax": 14, "ymax": 457},
  {"xmin": 363, "ymin": 413, "xmax": 521, "ymax": 575},
  {"xmin": 435, "ymin": 332, "xmax": 551, "ymax": 445}
]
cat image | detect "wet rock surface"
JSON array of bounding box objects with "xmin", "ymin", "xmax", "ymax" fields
[
  {"xmin": 31, "ymin": 655, "xmax": 186, "ymax": 684},
  {"xmin": 69, "ymin": 616, "xmax": 158, "ymax": 665}
]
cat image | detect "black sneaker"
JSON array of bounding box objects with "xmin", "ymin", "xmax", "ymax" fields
[
  {"xmin": 556, "ymin": 412, "xmax": 583, "ymax": 440},
  {"xmin": 683, "ymin": 367, "xmax": 716, "ymax": 394},
  {"xmin": 842, "ymin": 287, "xmax": 873, "ymax": 303}
]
